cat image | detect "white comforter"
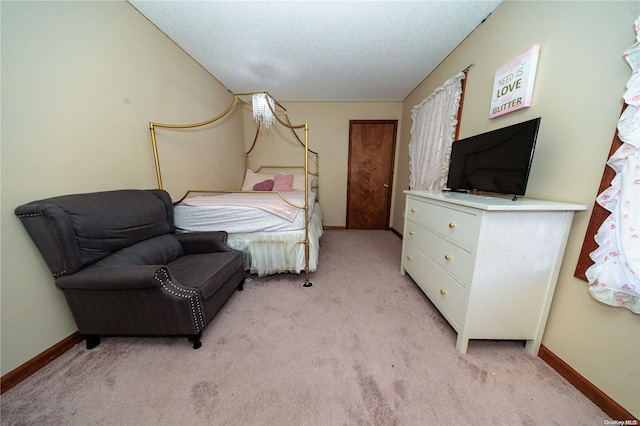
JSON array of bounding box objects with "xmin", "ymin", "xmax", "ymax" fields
[{"xmin": 173, "ymin": 190, "xmax": 316, "ymax": 233}]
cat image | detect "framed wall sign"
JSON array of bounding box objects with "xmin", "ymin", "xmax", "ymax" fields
[{"xmin": 489, "ymin": 45, "xmax": 540, "ymax": 119}]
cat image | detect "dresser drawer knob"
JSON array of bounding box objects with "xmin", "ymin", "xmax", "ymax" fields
[
  {"xmin": 406, "ymin": 255, "xmax": 413, "ymax": 260},
  {"xmin": 409, "ymin": 231, "xmax": 415, "ymax": 236},
  {"xmin": 444, "ymin": 255, "xmax": 452, "ymax": 261},
  {"xmin": 440, "ymin": 289, "xmax": 447, "ymax": 295},
  {"xmin": 411, "ymin": 208, "xmax": 417, "ymax": 213},
  {"xmin": 448, "ymin": 222, "xmax": 456, "ymax": 229}
]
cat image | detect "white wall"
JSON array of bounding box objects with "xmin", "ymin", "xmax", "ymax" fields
[
  {"xmin": 1, "ymin": 1, "xmax": 245, "ymax": 375},
  {"xmin": 392, "ymin": 1, "xmax": 640, "ymax": 417}
]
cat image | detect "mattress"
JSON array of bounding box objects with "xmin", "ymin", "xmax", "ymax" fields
[{"xmin": 173, "ymin": 190, "xmax": 316, "ymax": 233}]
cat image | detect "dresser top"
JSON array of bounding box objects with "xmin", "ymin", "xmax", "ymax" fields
[{"xmin": 404, "ymin": 190, "xmax": 588, "ymax": 212}]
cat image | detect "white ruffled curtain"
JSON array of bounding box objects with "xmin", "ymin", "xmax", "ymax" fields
[
  {"xmin": 585, "ymin": 15, "xmax": 640, "ymax": 313},
  {"xmin": 409, "ymin": 72, "xmax": 465, "ymax": 190}
]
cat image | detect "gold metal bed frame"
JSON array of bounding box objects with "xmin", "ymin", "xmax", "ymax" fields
[{"xmin": 148, "ymin": 92, "xmax": 319, "ymax": 287}]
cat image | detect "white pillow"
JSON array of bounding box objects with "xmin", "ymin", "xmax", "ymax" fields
[
  {"xmin": 241, "ymin": 169, "xmax": 274, "ymax": 191},
  {"xmin": 287, "ymin": 173, "xmax": 315, "ymax": 191}
]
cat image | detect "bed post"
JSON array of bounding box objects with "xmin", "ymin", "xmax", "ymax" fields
[
  {"xmin": 149, "ymin": 122, "xmax": 163, "ymax": 189},
  {"xmin": 302, "ymin": 122, "xmax": 313, "ymax": 288}
]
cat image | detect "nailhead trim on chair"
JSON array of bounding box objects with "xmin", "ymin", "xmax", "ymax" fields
[
  {"xmin": 17, "ymin": 212, "xmax": 67, "ymax": 278},
  {"xmin": 154, "ymin": 268, "xmax": 205, "ymax": 332}
]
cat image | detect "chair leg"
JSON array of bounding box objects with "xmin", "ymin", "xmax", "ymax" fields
[
  {"xmin": 85, "ymin": 335, "xmax": 100, "ymax": 349},
  {"xmin": 187, "ymin": 333, "xmax": 202, "ymax": 349}
]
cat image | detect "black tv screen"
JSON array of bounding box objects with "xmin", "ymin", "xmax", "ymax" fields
[{"xmin": 445, "ymin": 117, "xmax": 541, "ymax": 197}]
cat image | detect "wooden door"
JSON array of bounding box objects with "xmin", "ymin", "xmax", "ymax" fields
[{"xmin": 347, "ymin": 120, "xmax": 397, "ymax": 229}]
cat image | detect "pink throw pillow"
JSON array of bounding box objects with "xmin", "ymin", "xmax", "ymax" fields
[
  {"xmin": 253, "ymin": 179, "xmax": 274, "ymax": 191},
  {"xmin": 273, "ymin": 173, "xmax": 294, "ymax": 192}
]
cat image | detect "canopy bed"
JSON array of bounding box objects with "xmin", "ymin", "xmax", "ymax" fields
[{"xmin": 149, "ymin": 92, "xmax": 321, "ymax": 287}]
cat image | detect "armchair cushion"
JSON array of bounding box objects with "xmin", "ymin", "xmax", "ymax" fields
[{"xmin": 89, "ymin": 234, "xmax": 183, "ymax": 268}]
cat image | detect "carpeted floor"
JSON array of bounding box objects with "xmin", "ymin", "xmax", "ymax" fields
[{"xmin": 1, "ymin": 230, "xmax": 610, "ymax": 425}]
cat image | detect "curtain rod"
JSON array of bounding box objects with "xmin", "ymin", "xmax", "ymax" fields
[{"xmin": 462, "ymin": 64, "xmax": 473, "ymax": 73}]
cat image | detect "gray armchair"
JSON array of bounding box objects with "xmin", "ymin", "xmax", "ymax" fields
[{"xmin": 15, "ymin": 189, "xmax": 244, "ymax": 349}]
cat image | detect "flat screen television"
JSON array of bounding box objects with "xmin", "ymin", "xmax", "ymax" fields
[{"xmin": 445, "ymin": 117, "xmax": 541, "ymax": 198}]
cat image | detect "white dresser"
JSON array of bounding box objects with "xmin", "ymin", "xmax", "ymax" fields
[{"xmin": 400, "ymin": 190, "xmax": 587, "ymax": 354}]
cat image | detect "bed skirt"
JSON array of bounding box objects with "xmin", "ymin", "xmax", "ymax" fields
[{"xmin": 226, "ymin": 206, "xmax": 324, "ymax": 277}]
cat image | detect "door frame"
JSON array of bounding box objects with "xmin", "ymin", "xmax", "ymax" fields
[{"xmin": 346, "ymin": 119, "xmax": 398, "ymax": 230}]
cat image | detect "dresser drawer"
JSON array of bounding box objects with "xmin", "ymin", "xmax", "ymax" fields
[
  {"xmin": 402, "ymin": 243, "xmax": 465, "ymax": 330},
  {"xmin": 406, "ymin": 196, "xmax": 479, "ymax": 249},
  {"xmin": 405, "ymin": 222, "xmax": 475, "ymax": 284}
]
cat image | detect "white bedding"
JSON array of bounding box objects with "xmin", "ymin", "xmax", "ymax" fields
[{"xmin": 174, "ymin": 190, "xmax": 315, "ymax": 233}]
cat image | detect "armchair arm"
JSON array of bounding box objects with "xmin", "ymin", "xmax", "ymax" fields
[
  {"xmin": 55, "ymin": 265, "xmax": 207, "ymax": 337},
  {"xmin": 174, "ymin": 231, "xmax": 235, "ymax": 255},
  {"xmin": 55, "ymin": 265, "xmax": 167, "ymax": 291}
]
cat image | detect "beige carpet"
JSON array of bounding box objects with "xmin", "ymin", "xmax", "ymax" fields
[{"xmin": 1, "ymin": 230, "xmax": 609, "ymax": 425}]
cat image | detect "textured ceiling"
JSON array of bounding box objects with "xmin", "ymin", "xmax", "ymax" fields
[{"xmin": 129, "ymin": 1, "xmax": 501, "ymax": 102}]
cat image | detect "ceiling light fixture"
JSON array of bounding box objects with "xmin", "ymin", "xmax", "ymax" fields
[{"xmin": 252, "ymin": 92, "xmax": 275, "ymax": 129}]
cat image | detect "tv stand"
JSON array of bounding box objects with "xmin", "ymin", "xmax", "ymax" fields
[{"xmin": 400, "ymin": 190, "xmax": 587, "ymax": 354}]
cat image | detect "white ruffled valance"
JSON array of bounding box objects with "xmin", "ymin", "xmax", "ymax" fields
[
  {"xmin": 585, "ymin": 15, "xmax": 640, "ymax": 313},
  {"xmin": 409, "ymin": 72, "xmax": 465, "ymax": 191}
]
